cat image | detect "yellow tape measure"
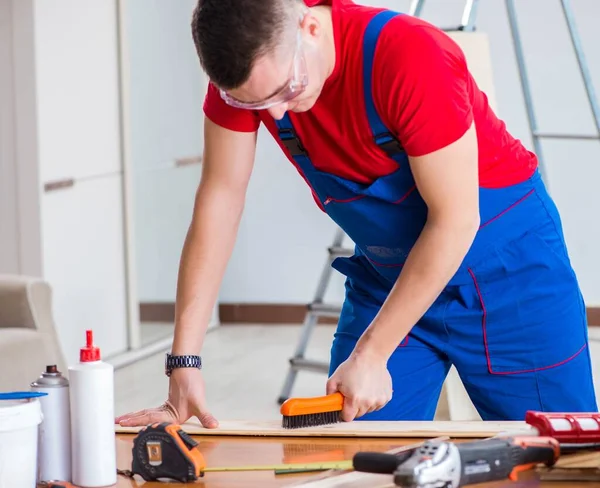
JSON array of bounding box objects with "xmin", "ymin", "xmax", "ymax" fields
[{"xmin": 203, "ymin": 459, "xmax": 354, "ymax": 474}]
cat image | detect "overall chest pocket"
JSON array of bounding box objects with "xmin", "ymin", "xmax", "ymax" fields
[{"xmin": 320, "ymin": 167, "xmax": 421, "ymax": 207}]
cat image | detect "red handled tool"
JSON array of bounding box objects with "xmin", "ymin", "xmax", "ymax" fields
[{"xmin": 525, "ymin": 410, "xmax": 600, "ymax": 447}]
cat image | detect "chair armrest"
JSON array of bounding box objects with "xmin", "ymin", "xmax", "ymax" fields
[
  {"xmin": 0, "ymin": 274, "xmax": 67, "ymax": 372},
  {"xmin": 0, "ymin": 274, "xmax": 43, "ymax": 329}
]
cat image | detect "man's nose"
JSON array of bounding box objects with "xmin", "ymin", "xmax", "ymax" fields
[{"xmin": 268, "ymin": 104, "xmax": 288, "ymax": 120}]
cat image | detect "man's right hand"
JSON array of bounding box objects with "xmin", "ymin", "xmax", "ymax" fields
[{"xmin": 114, "ymin": 368, "xmax": 218, "ymax": 429}]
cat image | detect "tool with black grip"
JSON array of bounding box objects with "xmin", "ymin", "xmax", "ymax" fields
[
  {"xmin": 353, "ymin": 450, "xmax": 415, "ymax": 474},
  {"xmin": 391, "ymin": 436, "xmax": 560, "ymax": 487},
  {"xmin": 352, "ymin": 436, "xmax": 560, "ymax": 487}
]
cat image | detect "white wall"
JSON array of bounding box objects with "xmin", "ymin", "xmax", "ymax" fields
[{"xmin": 217, "ymin": 0, "xmax": 600, "ymax": 307}]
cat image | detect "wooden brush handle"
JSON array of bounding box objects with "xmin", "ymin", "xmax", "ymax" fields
[{"xmin": 281, "ymin": 392, "xmax": 344, "ymax": 416}]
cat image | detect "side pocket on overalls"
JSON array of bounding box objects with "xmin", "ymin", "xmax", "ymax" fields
[{"xmin": 468, "ymin": 224, "xmax": 588, "ymax": 375}]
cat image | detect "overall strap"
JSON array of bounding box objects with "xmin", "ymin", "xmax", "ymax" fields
[
  {"xmin": 275, "ymin": 9, "xmax": 405, "ymax": 169},
  {"xmin": 362, "ymin": 10, "xmax": 405, "ymax": 158},
  {"xmin": 275, "ymin": 113, "xmax": 314, "ymax": 174}
]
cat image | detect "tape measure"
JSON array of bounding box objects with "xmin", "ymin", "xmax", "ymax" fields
[
  {"xmin": 209, "ymin": 460, "xmax": 353, "ymax": 474},
  {"xmin": 123, "ymin": 422, "xmax": 352, "ymax": 483}
]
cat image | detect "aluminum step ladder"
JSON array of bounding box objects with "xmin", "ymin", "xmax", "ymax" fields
[
  {"xmin": 505, "ymin": 0, "xmax": 600, "ymax": 182},
  {"xmin": 276, "ymin": 0, "xmax": 600, "ymax": 404}
]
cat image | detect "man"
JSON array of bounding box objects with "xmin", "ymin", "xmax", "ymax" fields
[{"xmin": 116, "ymin": 0, "xmax": 597, "ymax": 429}]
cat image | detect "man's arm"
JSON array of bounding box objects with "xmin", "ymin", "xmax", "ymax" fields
[
  {"xmin": 354, "ymin": 121, "xmax": 480, "ymax": 360},
  {"xmin": 171, "ymin": 117, "xmax": 258, "ymax": 355},
  {"xmin": 352, "ymin": 23, "xmax": 480, "ymax": 360}
]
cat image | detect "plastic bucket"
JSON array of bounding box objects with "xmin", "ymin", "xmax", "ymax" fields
[{"xmin": 0, "ymin": 398, "xmax": 43, "ymax": 488}]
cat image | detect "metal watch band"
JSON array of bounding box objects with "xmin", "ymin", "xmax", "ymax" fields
[{"xmin": 165, "ymin": 353, "xmax": 202, "ymax": 377}]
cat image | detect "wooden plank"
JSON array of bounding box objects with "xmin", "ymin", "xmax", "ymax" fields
[{"xmin": 115, "ymin": 419, "xmax": 531, "ymax": 438}]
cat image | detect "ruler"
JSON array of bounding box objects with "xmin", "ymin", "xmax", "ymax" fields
[{"xmin": 202, "ymin": 460, "xmax": 353, "ymax": 474}]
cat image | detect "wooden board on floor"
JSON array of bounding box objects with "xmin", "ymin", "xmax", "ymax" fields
[{"xmin": 115, "ymin": 419, "xmax": 531, "ymax": 438}]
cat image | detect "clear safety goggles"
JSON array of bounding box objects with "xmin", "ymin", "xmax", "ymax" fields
[{"xmin": 219, "ymin": 30, "xmax": 309, "ymax": 110}]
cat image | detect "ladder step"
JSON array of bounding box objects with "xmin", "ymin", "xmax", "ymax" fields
[
  {"xmin": 328, "ymin": 246, "xmax": 353, "ymax": 258},
  {"xmin": 308, "ymin": 303, "xmax": 342, "ymax": 317},
  {"xmin": 290, "ymin": 358, "xmax": 329, "ymax": 374}
]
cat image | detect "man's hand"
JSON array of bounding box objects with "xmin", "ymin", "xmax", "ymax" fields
[
  {"xmin": 326, "ymin": 351, "xmax": 393, "ymax": 422},
  {"xmin": 114, "ymin": 368, "xmax": 218, "ymax": 429}
]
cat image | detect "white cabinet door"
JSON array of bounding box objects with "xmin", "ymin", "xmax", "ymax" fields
[
  {"xmin": 41, "ymin": 173, "xmax": 129, "ymax": 367},
  {"xmin": 123, "ymin": 0, "xmax": 206, "ymax": 172},
  {"xmin": 134, "ymin": 163, "xmax": 201, "ymax": 303},
  {"xmin": 34, "ymin": 0, "xmax": 122, "ymax": 183}
]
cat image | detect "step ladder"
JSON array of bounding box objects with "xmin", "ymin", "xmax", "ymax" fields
[
  {"xmin": 504, "ymin": 0, "xmax": 600, "ymax": 182},
  {"xmin": 277, "ymin": 0, "xmax": 600, "ymax": 404}
]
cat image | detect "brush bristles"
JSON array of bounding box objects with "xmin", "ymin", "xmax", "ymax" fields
[{"xmin": 282, "ymin": 410, "xmax": 342, "ymax": 429}]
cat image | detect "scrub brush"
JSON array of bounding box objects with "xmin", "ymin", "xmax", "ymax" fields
[{"xmin": 280, "ymin": 392, "xmax": 344, "ymax": 429}]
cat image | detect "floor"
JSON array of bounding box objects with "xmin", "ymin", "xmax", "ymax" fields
[
  {"xmin": 115, "ymin": 324, "xmax": 337, "ymax": 421},
  {"xmin": 140, "ymin": 321, "xmax": 174, "ymax": 346}
]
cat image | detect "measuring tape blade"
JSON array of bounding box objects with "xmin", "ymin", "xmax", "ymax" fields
[{"xmin": 203, "ymin": 459, "xmax": 353, "ymax": 473}]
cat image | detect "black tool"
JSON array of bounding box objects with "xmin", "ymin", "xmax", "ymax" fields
[
  {"xmin": 130, "ymin": 422, "xmax": 206, "ymax": 483},
  {"xmin": 353, "ymin": 450, "xmax": 414, "ymax": 474},
  {"xmin": 352, "ymin": 436, "xmax": 560, "ymax": 487},
  {"xmin": 392, "ymin": 436, "xmax": 560, "ymax": 487}
]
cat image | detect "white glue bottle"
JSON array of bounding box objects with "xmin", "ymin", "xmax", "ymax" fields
[
  {"xmin": 30, "ymin": 365, "xmax": 72, "ymax": 483},
  {"xmin": 69, "ymin": 329, "xmax": 117, "ymax": 487}
]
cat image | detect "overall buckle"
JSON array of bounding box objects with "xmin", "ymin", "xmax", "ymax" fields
[
  {"xmin": 375, "ymin": 132, "xmax": 404, "ymax": 158},
  {"xmin": 278, "ymin": 128, "xmax": 308, "ymax": 157}
]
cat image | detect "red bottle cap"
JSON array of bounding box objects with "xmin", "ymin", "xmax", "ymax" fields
[{"xmin": 80, "ymin": 329, "xmax": 101, "ymax": 362}]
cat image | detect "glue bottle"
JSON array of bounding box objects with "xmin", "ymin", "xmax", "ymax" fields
[
  {"xmin": 69, "ymin": 329, "xmax": 117, "ymax": 487},
  {"xmin": 30, "ymin": 364, "xmax": 72, "ymax": 483}
]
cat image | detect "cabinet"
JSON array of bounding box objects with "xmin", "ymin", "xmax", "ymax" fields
[
  {"xmin": 124, "ymin": 0, "xmax": 215, "ymax": 329},
  {"xmin": 15, "ymin": 0, "xmax": 134, "ymax": 366},
  {"xmin": 4, "ymin": 0, "xmax": 219, "ymax": 369},
  {"xmin": 33, "ymin": 0, "xmax": 122, "ymax": 183},
  {"xmin": 134, "ymin": 163, "xmax": 202, "ymax": 302},
  {"xmin": 42, "ymin": 175, "xmax": 129, "ymax": 366}
]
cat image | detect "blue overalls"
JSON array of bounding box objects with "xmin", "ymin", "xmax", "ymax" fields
[{"xmin": 275, "ymin": 10, "xmax": 598, "ymax": 420}]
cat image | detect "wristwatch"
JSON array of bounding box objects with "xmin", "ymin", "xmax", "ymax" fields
[{"xmin": 164, "ymin": 353, "xmax": 202, "ymax": 377}]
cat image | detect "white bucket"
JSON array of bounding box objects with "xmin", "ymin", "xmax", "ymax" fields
[{"xmin": 0, "ymin": 398, "xmax": 43, "ymax": 488}]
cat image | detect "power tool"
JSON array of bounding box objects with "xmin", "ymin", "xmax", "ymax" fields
[
  {"xmin": 352, "ymin": 436, "xmax": 559, "ymax": 488},
  {"xmin": 391, "ymin": 436, "xmax": 559, "ymax": 487}
]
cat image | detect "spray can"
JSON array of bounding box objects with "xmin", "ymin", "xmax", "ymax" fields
[
  {"xmin": 69, "ymin": 329, "xmax": 117, "ymax": 487},
  {"xmin": 30, "ymin": 364, "xmax": 72, "ymax": 482}
]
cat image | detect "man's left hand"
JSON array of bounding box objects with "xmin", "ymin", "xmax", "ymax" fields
[{"xmin": 326, "ymin": 350, "xmax": 393, "ymax": 422}]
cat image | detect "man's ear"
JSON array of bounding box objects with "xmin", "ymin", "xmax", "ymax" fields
[{"xmin": 302, "ymin": 11, "xmax": 322, "ymax": 38}]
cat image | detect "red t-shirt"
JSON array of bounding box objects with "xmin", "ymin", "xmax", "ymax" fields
[{"xmin": 203, "ymin": 0, "xmax": 537, "ymax": 205}]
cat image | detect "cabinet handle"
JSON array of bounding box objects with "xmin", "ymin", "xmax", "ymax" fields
[
  {"xmin": 44, "ymin": 178, "xmax": 75, "ymax": 192},
  {"xmin": 175, "ymin": 155, "xmax": 203, "ymax": 167}
]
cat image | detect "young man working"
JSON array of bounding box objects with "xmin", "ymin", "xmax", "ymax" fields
[{"xmin": 116, "ymin": 0, "xmax": 597, "ymax": 429}]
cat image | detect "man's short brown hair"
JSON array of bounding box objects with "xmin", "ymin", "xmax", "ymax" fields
[{"xmin": 191, "ymin": 0, "xmax": 301, "ymax": 90}]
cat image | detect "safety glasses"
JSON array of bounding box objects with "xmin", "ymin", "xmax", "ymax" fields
[{"xmin": 219, "ymin": 29, "xmax": 309, "ymax": 110}]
